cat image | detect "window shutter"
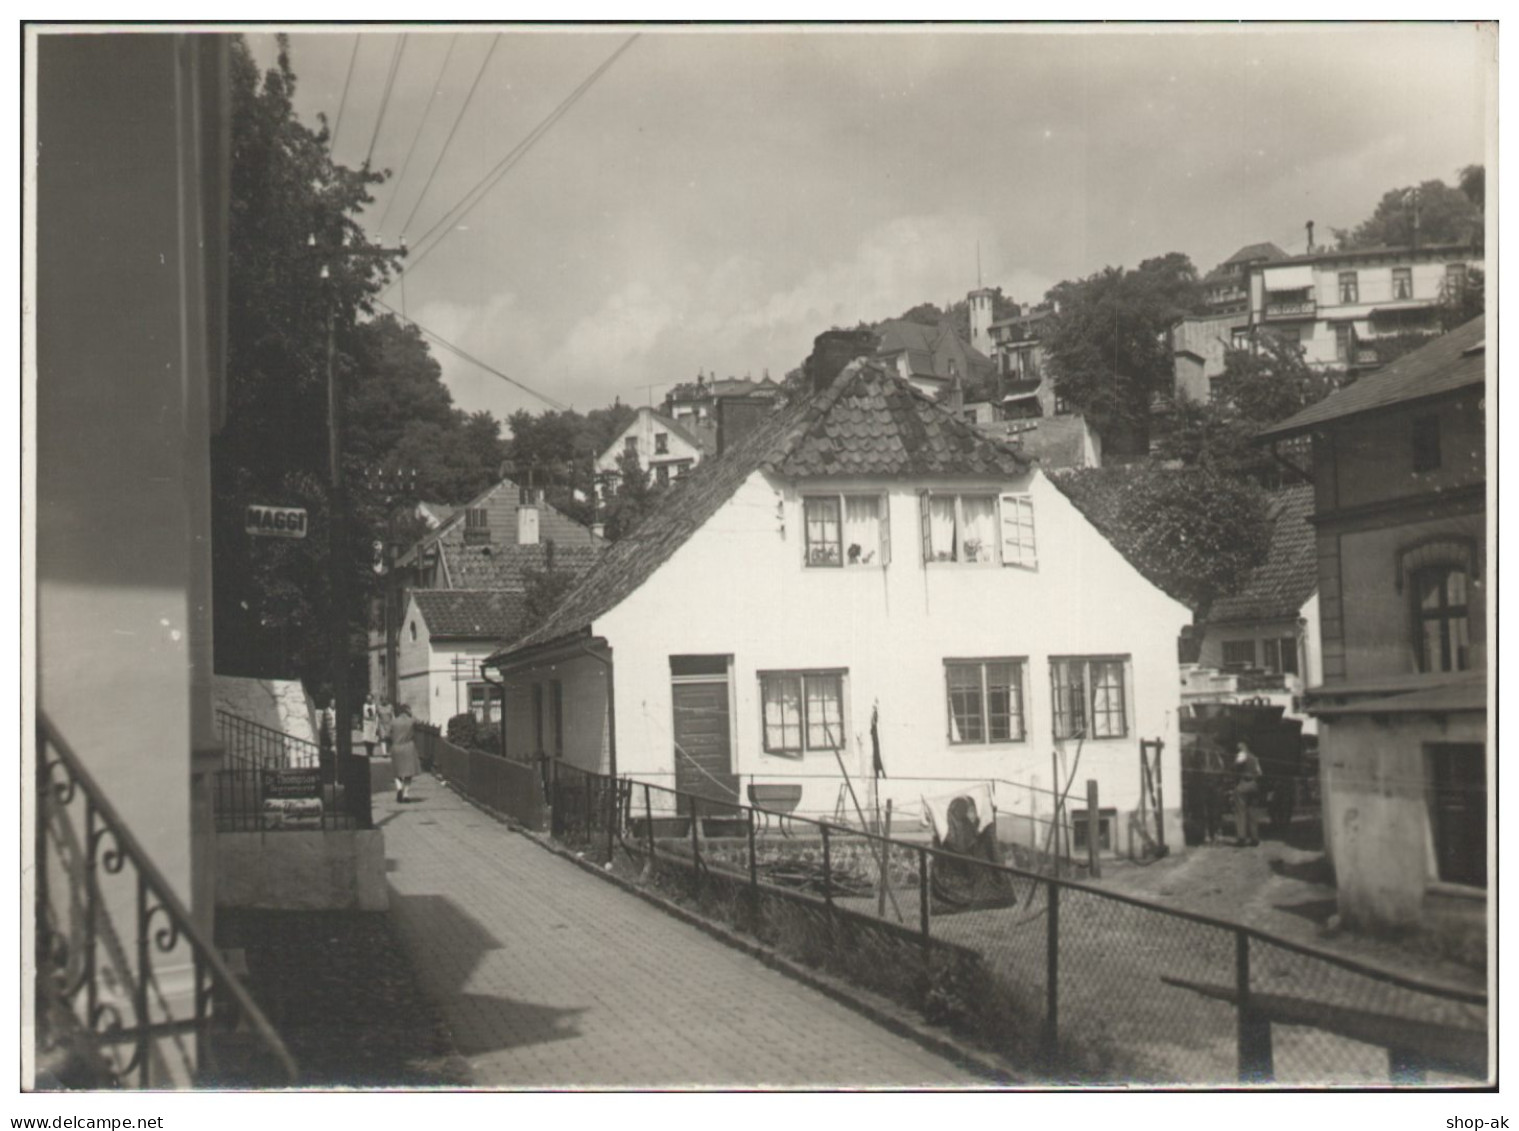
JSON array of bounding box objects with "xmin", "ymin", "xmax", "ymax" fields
[
  {"xmin": 1000, "ymin": 495, "xmax": 1037, "ymax": 568},
  {"xmin": 880, "ymin": 493, "xmax": 892, "ymax": 566},
  {"xmin": 919, "ymin": 491, "xmax": 932, "ymax": 563}
]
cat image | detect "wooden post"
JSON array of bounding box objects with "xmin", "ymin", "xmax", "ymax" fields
[
  {"xmin": 918, "ymin": 845, "xmax": 931, "ymax": 969},
  {"xmin": 1044, "ymin": 878, "xmax": 1060, "ymax": 1075},
  {"xmin": 821, "ymin": 823, "xmax": 835, "ymax": 938},
  {"xmin": 1152, "ymin": 739, "xmax": 1167, "ymax": 851},
  {"xmin": 1236, "ymin": 930, "xmax": 1274, "ymax": 1083},
  {"xmin": 1085, "ymin": 779, "xmax": 1101, "ymax": 879},
  {"xmin": 747, "ymin": 804, "xmax": 759, "ymax": 917},
  {"xmin": 877, "ymin": 799, "xmax": 892, "ymax": 918}
]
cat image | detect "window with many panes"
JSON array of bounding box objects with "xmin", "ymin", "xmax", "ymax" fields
[
  {"xmin": 1413, "ymin": 566, "xmax": 1470, "ymax": 673},
  {"xmin": 804, "ymin": 495, "xmax": 888, "ymax": 568},
  {"xmin": 1338, "ymin": 271, "xmax": 1359, "ymax": 304},
  {"xmin": 1392, "ymin": 267, "xmax": 1413, "ymax": 301},
  {"xmin": 1426, "ymin": 743, "xmax": 1486, "ymax": 888},
  {"xmin": 946, "ymin": 659, "xmax": 1026, "ymax": 744},
  {"xmin": 919, "ymin": 493, "xmax": 1037, "ymax": 568},
  {"xmin": 1050, "ymin": 656, "xmax": 1129, "ymax": 740},
  {"xmin": 1262, "ymin": 637, "xmax": 1299, "ymax": 676},
  {"xmin": 760, "ymin": 670, "xmax": 845, "ymax": 757}
]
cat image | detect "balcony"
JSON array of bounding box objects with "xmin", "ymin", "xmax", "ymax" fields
[{"xmin": 1264, "ymin": 299, "xmax": 1316, "ymax": 321}]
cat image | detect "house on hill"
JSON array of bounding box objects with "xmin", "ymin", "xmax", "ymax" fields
[
  {"xmin": 1184, "ymin": 484, "xmax": 1321, "ymax": 728},
  {"xmin": 1259, "ymin": 317, "xmax": 1487, "ymax": 939},
  {"xmin": 368, "ymin": 476, "xmax": 605, "ymax": 714},
  {"xmin": 874, "ymin": 318, "xmax": 997, "ymax": 402},
  {"xmin": 485, "ymin": 359, "xmax": 1192, "ymax": 858},
  {"xmin": 595, "ymin": 405, "xmax": 714, "ymax": 495},
  {"xmin": 1201, "ymin": 241, "xmax": 1288, "ymax": 315},
  {"xmin": 394, "ymin": 590, "xmax": 530, "ymax": 725}
]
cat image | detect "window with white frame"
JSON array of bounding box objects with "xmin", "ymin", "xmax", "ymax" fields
[
  {"xmin": 760, "ymin": 670, "xmax": 845, "ymax": 757},
  {"xmin": 1392, "ymin": 267, "xmax": 1413, "ymax": 301},
  {"xmin": 1338, "ymin": 271, "xmax": 1359, "ymax": 304},
  {"xmin": 804, "ymin": 494, "xmax": 888, "ymax": 568},
  {"xmin": 1050, "ymin": 656, "xmax": 1129, "ymax": 740},
  {"xmin": 920, "ymin": 493, "xmax": 1035, "ymax": 567},
  {"xmin": 946, "ymin": 659, "xmax": 1026, "ymax": 744},
  {"xmin": 468, "ymin": 682, "xmax": 503, "ymax": 724}
]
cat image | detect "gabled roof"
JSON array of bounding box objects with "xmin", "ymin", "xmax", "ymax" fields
[
  {"xmin": 444, "ymin": 542, "xmax": 602, "ymax": 590},
  {"xmin": 976, "ymin": 415, "xmax": 1095, "ymax": 471},
  {"xmin": 654, "ymin": 410, "xmax": 714, "ymax": 455},
  {"xmin": 492, "ymin": 362, "xmax": 1030, "ymax": 660},
  {"xmin": 411, "ymin": 589, "xmax": 530, "ymax": 639},
  {"xmin": 1259, "ymin": 316, "xmax": 1485, "ymax": 439},
  {"xmin": 1206, "ymin": 485, "xmax": 1316, "ymax": 624}
]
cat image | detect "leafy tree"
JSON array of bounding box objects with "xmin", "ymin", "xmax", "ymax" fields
[
  {"xmin": 601, "ymin": 446, "xmax": 665, "ymax": 540},
  {"xmin": 212, "ymin": 35, "xmax": 401, "ymax": 684},
  {"xmin": 1042, "ymin": 253, "xmax": 1204, "ymax": 453},
  {"xmin": 1050, "ymin": 467, "xmax": 1273, "ymax": 615},
  {"xmin": 502, "ymin": 402, "xmax": 635, "ymax": 525},
  {"xmin": 1333, "ymin": 174, "xmax": 1483, "ymax": 251}
]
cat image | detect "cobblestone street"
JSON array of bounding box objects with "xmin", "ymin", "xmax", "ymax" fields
[{"xmin": 376, "ymin": 777, "xmax": 979, "ymax": 1088}]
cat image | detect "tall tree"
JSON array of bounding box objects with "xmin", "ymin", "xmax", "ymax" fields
[
  {"xmin": 213, "ymin": 35, "xmax": 402, "ymax": 684},
  {"xmin": 1042, "ymin": 253, "xmax": 1204, "ymax": 453},
  {"xmin": 1333, "ymin": 173, "xmax": 1483, "ymax": 251}
]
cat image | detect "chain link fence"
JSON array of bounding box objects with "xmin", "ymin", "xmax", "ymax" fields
[{"xmin": 543, "ymin": 761, "xmax": 1486, "ymax": 1086}]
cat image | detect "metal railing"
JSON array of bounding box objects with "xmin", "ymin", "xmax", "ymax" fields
[
  {"xmin": 34, "ymin": 712, "xmax": 298, "ymax": 1088},
  {"xmin": 216, "ymin": 709, "xmax": 320, "ymax": 771},
  {"xmin": 549, "ymin": 761, "xmax": 1488, "ymax": 1086},
  {"xmin": 213, "ymin": 710, "xmax": 370, "ymax": 832}
]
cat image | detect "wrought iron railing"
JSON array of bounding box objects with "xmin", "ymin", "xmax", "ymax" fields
[
  {"xmin": 34, "ymin": 712, "xmax": 298, "ymax": 1088},
  {"xmin": 216, "ymin": 709, "xmax": 321, "ymax": 771}
]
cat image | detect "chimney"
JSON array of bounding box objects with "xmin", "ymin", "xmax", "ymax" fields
[
  {"xmin": 803, "ymin": 328, "xmax": 877, "ymax": 395},
  {"xmin": 715, "ymin": 395, "xmax": 770, "ymax": 456},
  {"xmin": 1306, "ymin": 220, "xmax": 1315, "ymax": 253},
  {"xmin": 590, "ymin": 521, "xmax": 606, "ymax": 540},
  {"xmin": 516, "ymin": 501, "xmax": 540, "ymax": 545}
]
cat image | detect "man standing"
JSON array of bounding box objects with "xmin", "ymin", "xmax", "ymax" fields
[{"xmin": 1233, "ymin": 741, "xmax": 1263, "ymax": 847}]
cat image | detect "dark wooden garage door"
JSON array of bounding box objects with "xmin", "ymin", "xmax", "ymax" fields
[{"xmin": 671, "ymin": 679, "xmax": 737, "ymax": 815}]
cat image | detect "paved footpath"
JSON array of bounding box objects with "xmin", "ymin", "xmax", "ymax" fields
[{"xmin": 377, "ymin": 777, "xmax": 979, "ymax": 1088}]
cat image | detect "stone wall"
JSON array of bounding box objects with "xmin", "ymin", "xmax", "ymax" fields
[{"xmin": 213, "ymin": 675, "xmax": 317, "ymax": 744}]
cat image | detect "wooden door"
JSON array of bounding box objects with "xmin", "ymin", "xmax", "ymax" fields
[{"xmin": 671, "ymin": 678, "xmax": 737, "ymax": 815}]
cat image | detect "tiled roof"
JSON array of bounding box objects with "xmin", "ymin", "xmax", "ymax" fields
[
  {"xmin": 1207, "ymin": 485, "xmax": 1316, "ymax": 624},
  {"xmin": 1259, "ymin": 317, "xmax": 1484, "ymax": 439},
  {"xmin": 977, "ymin": 416, "xmax": 1094, "ymax": 471},
  {"xmin": 493, "ymin": 362, "xmax": 1030, "ymax": 660},
  {"xmin": 443, "ymin": 541, "xmax": 602, "ymax": 591},
  {"xmin": 412, "ymin": 590, "xmax": 531, "ymax": 639},
  {"xmin": 655, "ymin": 410, "xmax": 715, "ymax": 455}
]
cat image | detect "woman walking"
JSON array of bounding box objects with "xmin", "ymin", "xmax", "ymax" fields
[
  {"xmin": 377, "ymin": 696, "xmax": 395, "ymax": 758},
  {"xmin": 390, "ymin": 703, "xmax": 420, "ymax": 803}
]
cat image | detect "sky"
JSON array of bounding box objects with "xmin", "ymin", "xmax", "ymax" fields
[{"xmin": 247, "ymin": 24, "xmax": 1493, "ymax": 427}]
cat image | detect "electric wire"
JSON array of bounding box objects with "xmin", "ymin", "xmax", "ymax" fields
[
  {"xmin": 329, "ymin": 35, "xmax": 361, "ymax": 153},
  {"xmin": 363, "ymin": 33, "xmax": 409, "ymax": 169},
  {"xmin": 372, "ymin": 297, "xmax": 568, "ymax": 411},
  {"xmin": 397, "ymin": 33, "xmax": 503, "ymax": 239},
  {"xmin": 378, "ymin": 34, "xmax": 460, "ymax": 234},
  {"xmin": 396, "ymin": 34, "xmax": 640, "ymax": 283}
]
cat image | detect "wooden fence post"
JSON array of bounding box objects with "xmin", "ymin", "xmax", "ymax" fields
[
  {"xmin": 747, "ymin": 805, "xmax": 759, "ymax": 917},
  {"xmin": 690, "ymin": 795, "xmax": 702, "ymax": 900},
  {"xmin": 918, "ymin": 845, "xmax": 931, "ymax": 995},
  {"xmin": 644, "ymin": 783, "xmax": 656, "ymax": 877},
  {"xmin": 877, "ymin": 799, "xmax": 892, "ymax": 918}
]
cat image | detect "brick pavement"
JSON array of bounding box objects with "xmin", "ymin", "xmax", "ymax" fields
[{"xmin": 377, "ymin": 777, "xmax": 979, "ymax": 1088}]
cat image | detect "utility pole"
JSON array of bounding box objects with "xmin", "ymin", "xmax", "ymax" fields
[
  {"xmin": 317, "ymin": 234, "xmax": 403, "ymax": 821},
  {"xmin": 364, "ymin": 465, "xmax": 418, "ymax": 705}
]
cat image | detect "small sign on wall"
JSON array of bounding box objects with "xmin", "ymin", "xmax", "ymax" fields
[
  {"xmin": 262, "ymin": 767, "xmax": 323, "ymax": 830},
  {"xmin": 246, "ymin": 504, "xmax": 309, "ymax": 539}
]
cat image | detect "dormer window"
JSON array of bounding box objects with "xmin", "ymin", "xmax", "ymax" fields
[{"xmin": 463, "ymin": 506, "xmax": 491, "ymax": 545}]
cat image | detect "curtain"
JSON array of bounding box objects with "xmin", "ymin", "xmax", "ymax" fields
[
  {"xmin": 928, "ymin": 497, "xmax": 957, "ymax": 561},
  {"xmin": 763, "ymin": 675, "xmax": 803, "ymax": 754},
  {"xmin": 806, "ymin": 675, "xmax": 843, "ymax": 750},
  {"xmin": 946, "ymin": 664, "xmax": 983, "ymax": 742},
  {"xmin": 842, "ymin": 495, "xmax": 880, "ymax": 566},
  {"xmin": 961, "ymin": 496, "xmax": 997, "ymax": 563}
]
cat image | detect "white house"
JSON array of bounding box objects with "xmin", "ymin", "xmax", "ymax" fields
[
  {"xmin": 595, "ymin": 405, "xmax": 714, "ymax": 495},
  {"xmin": 395, "ymin": 590, "xmax": 528, "ymax": 726},
  {"xmin": 487, "ymin": 361, "xmax": 1192, "ymax": 856}
]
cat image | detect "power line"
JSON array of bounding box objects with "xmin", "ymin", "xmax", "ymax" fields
[
  {"xmin": 398, "ymin": 33, "xmax": 503, "ymax": 239},
  {"xmin": 330, "ymin": 35, "xmax": 361, "ymax": 152},
  {"xmin": 372, "ymin": 298, "xmax": 568, "ymax": 412},
  {"xmin": 378, "ymin": 34, "xmax": 460, "ymax": 234},
  {"xmin": 364, "ymin": 33, "xmax": 409, "ymax": 169},
  {"xmin": 398, "ymin": 34, "xmax": 640, "ymax": 282}
]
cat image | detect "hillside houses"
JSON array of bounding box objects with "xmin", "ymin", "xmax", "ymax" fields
[
  {"xmin": 486, "ymin": 358, "xmax": 1191, "ymax": 858},
  {"xmin": 369, "ymin": 476, "xmax": 605, "ymax": 722}
]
